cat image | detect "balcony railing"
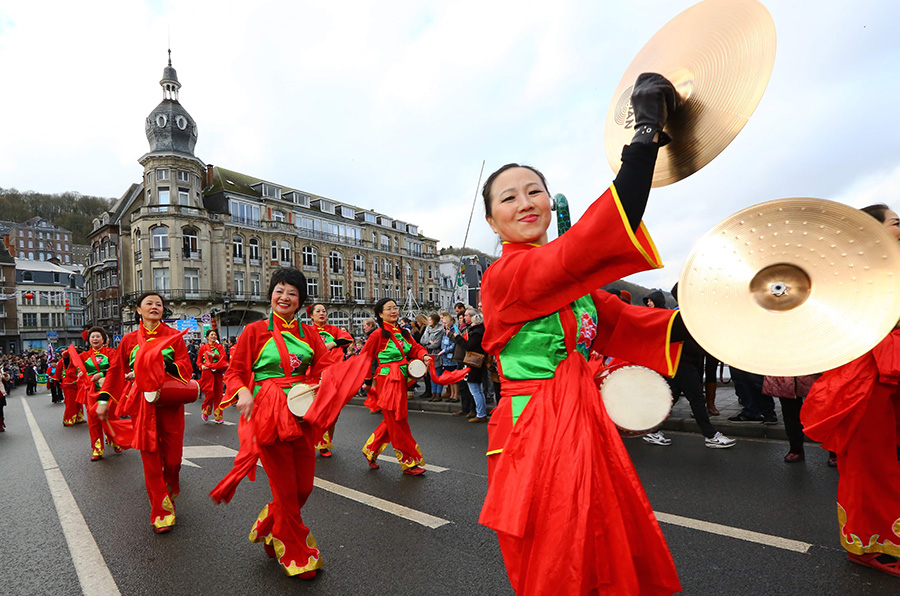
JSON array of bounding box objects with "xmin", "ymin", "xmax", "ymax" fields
[
  {"xmin": 122, "ymin": 289, "xmax": 224, "ymax": 305},
  {"xmin": 234, "ymin": 256, "xmax": 244, "ymax": 264},
  {"xmin": 151, "ymin": 249, "xmax": 170, "ymax": 260},
  {"xmin": 249, "ymin": 258, "xmax": 260, "ymax": 266},
  {"xmin": 182, "ymin": 248, "xmax": 202, "ymax": 260},
  {"xmin": 231, "ymin": 215, "xmax": 262, "ymax": 228}
]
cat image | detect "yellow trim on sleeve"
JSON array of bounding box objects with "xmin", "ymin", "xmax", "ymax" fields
[
  {"xmin": 609, "ymin": 183, "xmax": 664, "ymax": 269},
  {"xmin": 665, "ymin": 311, "xmax": 684, "ymax": 377},
  {"xmin": 232, "ymin": 386, "xmax": 248, "ymax": 401},
  {"xmin": 486, "ymin": 448, "xmax": 504, "ymax": 456}
]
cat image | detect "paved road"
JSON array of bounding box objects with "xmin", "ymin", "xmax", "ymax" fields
[{"xmin": 1, "ymin": 385, "xmax": 895, "ymax": 595}]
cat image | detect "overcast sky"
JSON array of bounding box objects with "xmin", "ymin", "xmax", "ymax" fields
[{"xmin": 2, "ymin": 0, "xmax": 899, "ymax": 290}]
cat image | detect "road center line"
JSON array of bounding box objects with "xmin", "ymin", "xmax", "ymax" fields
[
  {"xmin": 21, "ymin": 398, "xmax": 122, "ymax": 596},
  {"xmin": 313, "ymin": 477, "xmax": 452, "ymax": 529},
  {"xmin": 654, "ymin": 511, "xmax": 812, "ymax": 553}
]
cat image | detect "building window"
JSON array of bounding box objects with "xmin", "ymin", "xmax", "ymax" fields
[
  {"xmin": 380, "ymin": 235, "xmax": 390, "ymax": 251},
  {"xmin": 183, "ymin": 227, "xmax": 199, "ymax": 258},
  {"xmin": 178, "ymin": 170, "xmax": 190, "ymax": 182},
  {"xmin": 138, "ymin": 270, "xmax": 143, "ymax": 292},
  {"xmin": 234, "ymin": 272, "xmax": 245, "ymax": 296},
  {"xmin": 353, "ymin": 254, "xmax": 365, "ymax": 275},
  {"xmin": 302, "ymin": 246, "xmax": 317, "ymax": 269},
  {"xmin": 249, "ymin": 237, "xmax": 260, "ymax": 262},
  {"xmin": 184, "ymin": 268, "xmax": 200, "ymax": 297},
  {"xmin": 354, "ymin": 281, "xmax": 365, "ymax": 301},
  {"xmin": 307, "ymin": 277, "xmax": 319, "ymax": 297},
  {"xmin": 23, "ymin": 313, "xmax": 37, "ymax": 327},
  {"xmin": 251, "ymin": 273, "xmax": 261, "ymax": 297},
  {"xmin": 418, "ymin": 265, "xmax": 424, "ymax": 282},
  {"xmin": 330, "ymin": 279, "xmax": 344, "ymax": 300},
  {"xmin": 232, "ymin": 235, "xmax": 244, "ymax": 261},
  {"xmin": 406, "ymin": 263, "xmax": 412, "ymax": 281},
  {"xmin": 373, "ymin": 258, "xmax": 379, "ymax": 276},
  {"xmin": 428, "ymin": 265, "xmax": 433, "ymax": 280},
  {"xmin": 151, "ymin": 226, "xmax": 169, "ymax": 254},
  {"xmin": 280, "ymin": 241, "xmax": 291, "ymax": 265},
  {"xmin": 157, "ymin": 169, "xmax": 169, "ymax": 181},
  {"xmin": 230, "ymin": 201, "xmax": 261, "ymax": 227},
  {"xmin": 270, "ymin": 240, "xmax": 278, "ymax": 261},
  {"xmin": 329, "ymin": 251, "xmax": 343, "ymax": 274},
  {"xmin": 372, "ymin": 286, "xmax": 379, "ymax": 301},
  {"xmin": 153, "ymin": 267, "xmax": 170, "ymax": 291},
  {"xmin": 158, "ymin": 188, "xmax": 170, "ymax": 205},
  {"xmin": 383, "ymin": 259, "xmax": 390, "ymax": 278},
  {"xmin": 273, "ymin": 210, "xmax": 285, "ymax": 222},
  {"xmin": 28, "ymin": 240, "xmax": 33, "ymax": 248},
  {"xmin": 178, "ymin": 187, "xmax": 190, "ymax": 205},
  {"xmin": 261, "ymin": 184, "xmax": 281, "ymax": 199}
]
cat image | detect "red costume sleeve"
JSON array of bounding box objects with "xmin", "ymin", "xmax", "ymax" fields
[
  {"xmin": 98, "ymin": 332, "xmax": 135, "ymax": 403},
  {"xmin": 196, "ymin": 344, "xmax": 209, "ymax": 367},
  {"xmin": 589, "ymin": 290, "xmax": 682, "ymax": 377},
  {"xmin": 482, "ymin": 184, "xmax": 663, "ymax": 352},
  {"xmin": 223, "ymin": 321, "xmax": 266, "ymax": 400}
]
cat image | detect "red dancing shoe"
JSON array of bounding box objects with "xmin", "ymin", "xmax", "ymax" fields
[
  {"xmin": 154, "ymin": 525, "xmax": 173, "ymax": 535},
  {"xmin": 402, "ymin": 466, "xmax": 426, "ymax": 476},
  {"xmin": 297, "ymin": 570, "xmax": 317, "ymax": 580},
  {"xmin": 848, "ymin": 552, "xmax": 900, "ymax": 577},
  {"xmin": 366, "ymin": 456, "xmax": 380, "ymax": 470},
  {"xmin": 319, "ymin": 449, "xmax": 332, "ymax": 458},
  {"xmin": 90, "ymin": 454, "xmax": 102, "ymax": 462}
]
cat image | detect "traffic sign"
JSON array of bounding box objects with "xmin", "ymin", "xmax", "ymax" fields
[{"xmin": 201, "ymin": 313, "xmax": 211, "ymax": 324}]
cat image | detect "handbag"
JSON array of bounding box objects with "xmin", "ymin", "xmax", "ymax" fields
[{"xmin": 463, "ymin": 351, "xmax": 485, "ymax": 368}]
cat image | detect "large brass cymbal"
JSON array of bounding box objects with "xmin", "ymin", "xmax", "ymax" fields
[
  {"xmin": 678, "ymin": 199, "xmax": 900, "ymax": 376},
  {"xmin": 605, "ymin": 0, "xmax": 776, "ymax": 187}
]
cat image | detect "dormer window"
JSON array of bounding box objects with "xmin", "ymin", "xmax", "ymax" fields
[
  {"xmin": 378, "ymin": 216, "xmax": 393, "ymax": 228},
  {"xmin": 262, "ymin": 183, "xmax": 281, "ymax": 199},
  {"xmin": 408, "ymin": 225, "xmax": 418, "ymax": 235},
  {"xmin": 314, "ymin": 199, "xmax": 335, "ymax": 215},
  {"xmin": 338, "ymin": 205, "xmax": 355, "ymax": 219}
]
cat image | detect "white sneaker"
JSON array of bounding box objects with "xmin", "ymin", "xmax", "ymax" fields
[
  {"xmin": 705, "ymin": 432, "xmax": 736, "ymax": 449},
  {"xmin": 643, "ymin": 431, "xmax": 672, "ymax": 446}
]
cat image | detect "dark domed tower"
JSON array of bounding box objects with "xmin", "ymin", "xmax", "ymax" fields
[{"xmin": 145, "ymin": 51, "xmax": 199, "ymax": 156}]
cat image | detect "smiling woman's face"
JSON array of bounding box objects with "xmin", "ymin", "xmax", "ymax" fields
[
  {"xmin": 271, "ymin": 283, "xmax": 301, "ymax": 319},
  {"xmin": 485, "ymin": 167, "xmax": 552, "ymax": 245},
  {"xmin": 137, "ymin": 295, "xmax": 164, "ymax": 324}
]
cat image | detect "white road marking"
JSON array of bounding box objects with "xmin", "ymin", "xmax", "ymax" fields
[
  {"xmin": 368, "ymin": 457, "xmax": 448, "ymax": 473},
  {"xmin": 654, "ymin": 511, "xmax": 812, "ymax": 553},
  {"xmin": 313, "ymin": 478, "xmax": 452, "ymax": 529},
  {"xmin": 181, "ymin": 444, "xmax": 450, "ymax": 528},
  {"xmin": 21, "ymin": 398, "xmax": 121, "ymax": 596}
]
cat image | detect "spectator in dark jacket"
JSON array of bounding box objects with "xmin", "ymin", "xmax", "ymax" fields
[{"xmin": 451, "ymin": 309, "xmax": 487, "ymax": 422}]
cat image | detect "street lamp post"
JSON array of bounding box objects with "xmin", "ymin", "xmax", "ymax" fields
[{"xmin": 222, "ymin": 296, "xmax": 231, "ymax": 341}]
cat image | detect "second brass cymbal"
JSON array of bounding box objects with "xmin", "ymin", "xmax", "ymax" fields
[
  {"xmin": 605, "ymin": 0, "xmax": 776, "ymax": 187},
  {"xmin": 678, "ymin": 198, "xmax": 900, "ymax": 376}
]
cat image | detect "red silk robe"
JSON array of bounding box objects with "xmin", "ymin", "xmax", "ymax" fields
[
  {"xmin": 802, "ymin": 330, "xmax": 900, "ymax": 557},
  {"xmin": 197, "ymin": 341, "xmax": 231, "ymax": 419},
  {"xmin": 479, "ymin": 184, "xmax": 683, "ymax": 595},
  {"xmin": 312, "ymin": 323, "xmax": 353, "ymax": 450}
]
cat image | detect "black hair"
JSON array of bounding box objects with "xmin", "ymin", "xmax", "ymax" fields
[
  {"xmin": 481, "ymin": 163, "xmax": 550, "ymax": 217},
  {"xmin": 860, "ymin": 203, "xmax": 892, "ymax": 223},
  {"xmin": 267, "ymin": 267, "xmax": 308, "ymax": 306},
  {"xmin": 86, "ymin": 326, "xmax": 108, "ymax": 342},
  {"xmin": 205, "ymin": 328, "xmax": 218, "ymax": 339}
]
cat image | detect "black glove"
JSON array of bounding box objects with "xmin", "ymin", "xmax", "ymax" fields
[{"xmin": 630, "ymin": 72, "xmax": 679, "ymax": 146}]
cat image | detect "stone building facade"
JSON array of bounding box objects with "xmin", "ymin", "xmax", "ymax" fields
[
  {"xmin": 6, "ymin": 217, "xmax": 74, "ymax": 264},
  {"xmin": 87, "ymin": 54, "xmax": 442, "ymax": 337}
]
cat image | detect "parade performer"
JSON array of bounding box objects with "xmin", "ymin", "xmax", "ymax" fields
[
  {"xmin": 58, "ymin": 351, "xmax": 84, "ymax": 426},
  {"xmin": 96, "ymin": 292, "xmax": 192, "ymax": 534},
  {"xmin": 801, "ymin": 203, "xmax": 900, "ymax": 578},
  {"xmin": 307, "ymin": 302, "xmax": 352, "ymax": 457},
  {"xmin": 78, "ymin": 328, "xmax": 123, "ymax": 461},
  {"xmin": 357, "ymin": 298, "xmax": 433, "ymax": 475},
  {"xmin": 477, "ymin": 73, "xmax": 684, "ymax": 595},
  {"xmin": 210, "ymin": 268, "xmax": 332, "ymax": 579},
  {"xmin": 197, "ymin": 329, "xmax": 231, "ymax": 424}
]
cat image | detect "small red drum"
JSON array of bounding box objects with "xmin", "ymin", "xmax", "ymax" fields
[
  {"xmin": 144, "ymin": 378, "xmax": 201, "ymax": 405},
  {"xmin": 286, "ymin": 383, "xmax": 317, "ymax": 419},
  {"xmin": 407, "ymin": 359, "xmax": 428, "ymax": 379},
  {"xmin": 599, "ymin": 364, "xmax": 672, "ymax": 436}
]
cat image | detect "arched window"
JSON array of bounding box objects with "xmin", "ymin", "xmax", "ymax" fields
[
  {"xmin": 302, "ymin": 245, "xmax": 318, "ymax": 269},
  {"xmin": 280, "ymin": 241, "xmax": 291, "ymax": 265},
  {"xmin": 330, "ymin": 251, "xmax": 343, "ymax": 274},
  {"xmin": 248, "ymin": 237, "xmax": 260, "ymax": 262},
  {"xmin": 330, "ymin": 310, "xmax": 350, "ymax": 329},
  {"xmin": 183, "ymin": 226, "xmax": 199, "ymax": 258},
  {"xmin": 373, "ymin": 257, "xmax": 379, "ymax": 275},
  {"xmin": 353, "ymin": 254, "xmax": 365, "ymax": 274},
  {"xmin": 151, "ymin": 226, "xmax": 169, "ymax": 258},
  {"xmin": 232, "ymin": 234, "xmax": 244, "ymax": 261},
  {"xmin": 406, "ymin": 263, "xmax": 412, "ymax": 281}
]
